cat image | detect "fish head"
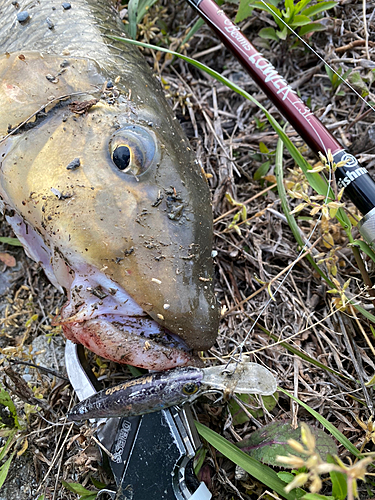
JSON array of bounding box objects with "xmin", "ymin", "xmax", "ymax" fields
[{"xmin": 0, "ymin": 53, "xmax": 219, "ymax": 369}]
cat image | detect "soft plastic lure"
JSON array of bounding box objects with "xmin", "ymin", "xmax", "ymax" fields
[{"xmin": 67, "ymin": 361, "xmax": 277, "ymax": 421}]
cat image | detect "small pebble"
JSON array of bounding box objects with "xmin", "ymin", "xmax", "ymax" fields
[
  {"xmin": 62, "ymin": 2, "xmax": 71, "ymax": 9},
  {"xmin": 17, "ymin": 11, "xmax": 29, "ymax": 22},
  {"xmin": 66, "ymin": 158, "xmax": 81, "ymax": 170},
  {"xmin": 106, "ymin": 80, "xmax": 114, "ymax": 89},
  {"xmin": 46, "ymin": 74, "xmax": 58, "ymax": 83},
  {"xmin": 46, "ymin": 17, "xmax": 54, "ymax": 29}
]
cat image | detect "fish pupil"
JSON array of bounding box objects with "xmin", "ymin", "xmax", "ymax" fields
[{"xmin": 113, "ymin": 145, "xmax": 131, "ymax": 170}]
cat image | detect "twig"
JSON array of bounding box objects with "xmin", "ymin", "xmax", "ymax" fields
[
  {"xmin": 224, "ymin": 237, "xmax": 321, "ymax": 315},
  {"xmin": 362, "ymin": 0, "xmax": 370, "ymax": 59},
  {"xmin": 337, "ymin": 314, "xmax": 373, "ymax": 416},
  {"xmin": 9, "ymin": 359, "xmax": 69, "ymax": 382}
]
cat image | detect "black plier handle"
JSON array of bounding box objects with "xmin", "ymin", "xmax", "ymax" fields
[{"xmin": 65, "ymin": 341, "xmax": 211, "ymax": 500}]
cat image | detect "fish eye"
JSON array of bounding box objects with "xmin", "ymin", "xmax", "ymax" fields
[
  {"xmin": 109, "ymin": 125, "xmax": 158, "ymax": 177},
  {"xmin": 112, "ymin": 145, "xmax": 131, "ymax": 171},
  {"xmin": 182, "ymin": 383, "xmax": 199, "ymax": 395}
]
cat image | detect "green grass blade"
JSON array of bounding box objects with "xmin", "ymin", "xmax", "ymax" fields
[
  {"xmin": 301, "ymin": 1, "xmax": 337, "ymax": 17},
  {"xmin": 351, "ymin": 239, "xmax": 375, "ymax": 264},
  {"xmin": 275, "ymin": 137, "xmax": 335, "ymax": 288},
  {"xmin": 178, "ymin": 18, "xmax": 205, "ymax": 49},
  {"xmin": 0, "ymin": 452, "xmax": 15, "ymax": 489},
  {"xmin": 278, "ymin": 388, "xmax": 362, "ymax": 458},
  {"xmin": 327, "ymin": 455, "xmax": 347, "ymax": 500},
  {"xmin": 0, "ymin": 429, "xmax": 16, "ymax": 462},
  {"xmin": 260, "ymin": 324, "xmax": 352, "ymax": 381},
  {"xmin": 351, "ymin": 302, "xmax": 375, "ymax": 323},
  {"xmin": 195, "ymin": 421, "xmax": 306, "ymax": 499},
  {"xmin": 128, "ymin": 0, "xmax": 139, "ymax": 40},
  {"xmin": 136, "ymin": 0, "xmax": 159, "ymax": 23},
  {"xmin": 0, "ymin": 237, "xmax": 22, "ymax": 246}
]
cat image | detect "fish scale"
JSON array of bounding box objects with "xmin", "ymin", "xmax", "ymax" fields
[{"xmin": 0, "ymin": 0, "xmax": 220, "ymax": 370}]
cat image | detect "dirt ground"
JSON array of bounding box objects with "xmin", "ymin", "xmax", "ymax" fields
[{"xmin": 0, "ymin": 0, "xmax": 375, "ymax": 498}]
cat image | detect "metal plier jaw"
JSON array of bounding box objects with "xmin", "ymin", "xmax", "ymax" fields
[{"xmin": 65, "ymin": 340, "xmax": 211, "ymax": 500}]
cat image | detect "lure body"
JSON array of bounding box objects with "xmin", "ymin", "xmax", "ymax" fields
[
  {"xmin": 68, "ymin": 362, "xmax": 277, "ymax": 421},
  {"xmin": 68, "ymin": 367, "xmax": 204, "ymax": 421}
]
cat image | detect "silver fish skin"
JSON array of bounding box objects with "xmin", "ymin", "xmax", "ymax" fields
[
  {"xmin": 0, "ymin": 0, "xmax": 219, "ymax": 369},
  {"xmin": 67, "ymin": 367, "xmax": 203, "ymax": 420}
]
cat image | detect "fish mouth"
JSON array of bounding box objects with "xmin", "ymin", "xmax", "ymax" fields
[{"xmin": 53, "ymin": 265, "xmax": 198, "ymax": 370}]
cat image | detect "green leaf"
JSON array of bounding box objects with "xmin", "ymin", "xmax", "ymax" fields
[
  {"xmin": 0, "ymin": 386, "xmax": 20, "ymax": 429},
  {"xmin": 278, "ymin": 388, "xmax": 362, "ymax": 458},
  {"xmin": 90, "ymin": 477, "xmax": 107, "ymax": 489},
  {"xmin": 235, "ymin": 0, "xmax": 254, "ymax": 22},
  {"xmin": 0, "ymin": 237, "xmax": 22, "ymax": 246},
  {"xmin": 249, "ymin": 0, "xmax": 284, "ymax": 29},
  {"xmin": 352, "ymin": 301, "xmax": 375, "ymax": 324},
  {"xmin": 351, "ymin": 239, "xmax": 375, "ymax": 264},
  {"xmin": 327, "ymin": 455, "xmax": 347, "ymax": 500},
  {"xmin": 259, "ymin": 27, "xmax": 279, "ymax": 40},
  {"xmin": 299, "ymin": 22, "xmax": 325, "ymax": 36},
  {"xmin": 278, "ymin": 471, "xmax": 295, "ymax": 484},
  {"xmin": 277, "ymin": 26, "xmax": 290, "ymax": 39},
  {"xmin": 128, "ymin": 0, "xmax": 139, "ymax": 40},
  {"xmin": 0, "ymin": 452, "xmax": 15, "ymax": 489},
  {"xmin": 284, "ymin": 0, "xmax": 294, "ymax": 16},
  {"xmin": 236, "ymin": 421, "xmax": 338, "ymax": 467},
  {"xmin": 229, "ymin": 393, "xmax": 278, "ymax": 425},
  {"xmin": 349, "ymin": 72, "xmax": 369, "ymax": 92},
  {"xmin": 196, "ymin": 421, "xmax": 306, "ymax": 499},
  {"xmin": 261, "ymin": 323, "xmax": 353, "ymax": 381},
  {"xmin": 294, "ymin": 0, "xmax": 315, "ymax": 15},
  {"xmin": 0, "ymin": 430, "xmax": 16, "ymax": 462},
  {"xmin": 136, "ymin": 0, "xmax": 159, "ymax": 23},
  {"xmin": 302, "ymin": 495, "xmax": 334, "ymax": 500},
  {"xmin": 259, "ymin": 141, "xmax": 269, "ymax": 154},
  {"xmin": 254, "ymin": 161, "xmax": 271, "ymax": 181},
  {"xmin": 291, "ymin": 15, "xmax": 313, "ymax": 26},
  {"xmin": 302, "ymin": 1, "xmax": 337, "ymax": 17},
  {"xmin": 61, "ymin": 480, "xmax": 96, "ymax": 496},
  {"xmin": 178, "ymin": 18, "xmax": 205, "ymax": 49}
]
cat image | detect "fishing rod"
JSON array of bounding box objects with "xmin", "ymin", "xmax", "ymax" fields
[{"xmin": 186, "ymin": 0, "xmax": 375, "ymax": 246}]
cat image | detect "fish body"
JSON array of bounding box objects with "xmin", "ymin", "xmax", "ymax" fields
[{"xmin": 0, "ymin": 0, "xmax": 219, "ymax": 369}]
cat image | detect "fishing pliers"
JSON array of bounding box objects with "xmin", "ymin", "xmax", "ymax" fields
[{"xmin": 65, "ymin": 340, "xmax": 212, "ymax": 500}]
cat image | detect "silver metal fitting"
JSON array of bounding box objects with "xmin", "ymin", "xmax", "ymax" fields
[{"xmin": 359, "ymin": 208, "xmax": 375, "ymax": 246}]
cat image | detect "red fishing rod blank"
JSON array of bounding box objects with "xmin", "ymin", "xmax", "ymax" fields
[{"xmin": 187, "ymin": 0, "xmax": 375, "ymax": 245}]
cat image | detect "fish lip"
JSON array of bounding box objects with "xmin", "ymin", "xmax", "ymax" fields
[
  {"xmin": 58, "ymin": 314, "xmax": 198, "ymax": 370},
  {"xmin": 52, "ymin": 266, "xmax": 199, "ymax": 369}
]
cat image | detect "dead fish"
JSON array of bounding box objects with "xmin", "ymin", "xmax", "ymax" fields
[{"xmin": 0, "ymin": 0, "xmax": 219, "ymax": 370}]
